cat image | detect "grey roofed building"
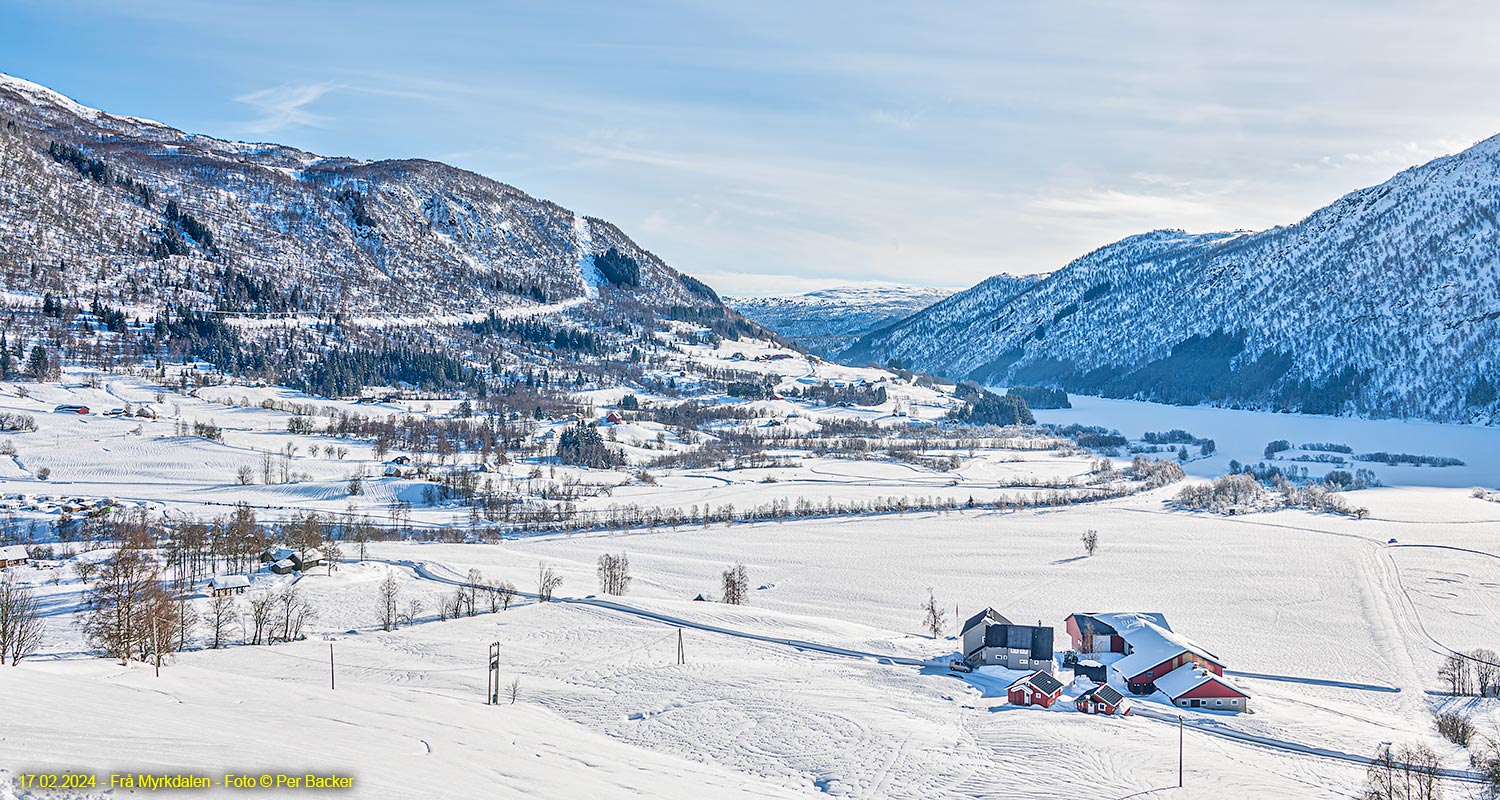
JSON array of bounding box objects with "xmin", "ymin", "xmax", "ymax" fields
[{"xmin": 961, "ymin": 607, "xmax": 1056, "ymax": 673}]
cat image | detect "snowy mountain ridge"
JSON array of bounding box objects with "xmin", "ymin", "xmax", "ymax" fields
[
  {"xmin": 848, "ymin": 134, "xmax": 1500, "ymax": 423},
  {"xmin": 728, "ymin": 284, "xmax": 965, "ymax": 358},
  {"xmin": 0, "ymin": 73, "xmax": 728, "ymax": 321}
]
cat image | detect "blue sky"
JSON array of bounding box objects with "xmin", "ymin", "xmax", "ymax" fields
[{"xmin": 5, "ymin": 1, "xmax": 1500, "ymax": 295}]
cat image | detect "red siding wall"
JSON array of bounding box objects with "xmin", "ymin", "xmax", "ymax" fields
[{"xmin": 1180, "ymin": 681, "xmax": 1248, "ymax": 701}]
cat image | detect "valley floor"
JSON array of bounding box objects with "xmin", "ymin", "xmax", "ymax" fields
[{"xmin": 5, "ymin": 485, "xmax": 1499, "ymax": 799}]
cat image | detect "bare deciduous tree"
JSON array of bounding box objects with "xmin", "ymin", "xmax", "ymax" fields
[
  {"xmin": 491, "ymin": 580, "xmax": 517, "ymax": 612},
  {"xmin": 1079, "ymin": 619, "xmax": 1097, "ymax": 655},
  {"xmin": 506, "ymin": 676, "xmax": 521, "ymax": 704},
  {"xmin": 249, "ymin": 591, "xmax": 276, "ymax": 645},
  {"xmin": 400, "ymin": 597, "xmax": 423, "ymax": 627},
  {"xmin": 208, "ymin": 592, "xmax": 238, "ymax": 649},
  {"xmin": 1439, "ymin": 652, "xmax": 1472, "ymax": 696},
  {"xmin": 275, "ymin": 585, "xmax": 316, "ymax": 642},
  {"xmin": 721, "ymin": 563, "xmax": 749, "ymax": 605},
  {"xmin": 82, "ymin": 531, "xmax": 161, "ymax": 664},
  {"xmin": 463, "ymin": 569, "xmax": 483, "ymax": 616},
  {"xmin": 1364, "ymin": 743, "xmax": 1441, "ymax": 800},
  {"xmin": 1081, "ymin": 529, "xmax": 1099, "ymax": 557},
  {"xmin": 377, "ymin": 571, "xmax": 400, "ymax": 631},
  {"xmin": 921, "ymin": 588, "xmax": 946, "ymax": 639},
  {"xmin": 1472, "ymin": 649, "xmax": 1499, "ymax": 697},
  {"xmin": 0, "ymin": 575, "xmax": 44, "ymax": 665},
  {"xmin": 596, "ymin": 552, "xmax": 631, "ymax": 596},
  {"xmin": 537, "ymin": 562, "xmax": 563, "ymax": 603}
]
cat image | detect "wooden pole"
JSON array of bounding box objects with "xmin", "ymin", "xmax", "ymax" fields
[
  {"xmin": 1178, "ymin": 715, "xmax": 1184, "ymax": 788},
  {"xmin": 677, "ymin": 628, "xmax": 684, "ymax": 666},
  {"xmin": 329, "ymin": 643, "xmax": 335, "ymax": 690}
]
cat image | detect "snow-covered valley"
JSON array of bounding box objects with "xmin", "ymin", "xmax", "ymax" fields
[{"xmin": 0, "ymin": 362, "xmax": 1497, "ymax": 799}]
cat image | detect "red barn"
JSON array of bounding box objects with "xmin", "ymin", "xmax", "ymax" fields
[
  {"xmin": 1007, "ymin": 670, "xmax": 1064, "ymax": 708},
  {"xmin": 1154, "ymin": 665, "xmax": 1250, "ymax": 712},
  {"xmin": 1074, "ymin": 683, "xmax": 1131, "ymax": 716},
  {"xmin": 1066, "ymin": 612, "xmax": 1224, "ymax": 695}
]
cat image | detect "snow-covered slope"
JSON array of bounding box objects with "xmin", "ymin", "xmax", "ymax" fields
[
  {"xmin": 728, "ymin": 285, "xmax": 963, "ymax": 358},
  {"xmin": 0, "ymin": 73, "xmax": 725, "ymax": 319},
  {"xmin": 851, "ymin": 135, "xmax": 1500, "ymax": 423}
]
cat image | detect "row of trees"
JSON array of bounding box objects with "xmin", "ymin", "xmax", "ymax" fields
[{"xmin": 1437, "ymin": 650, "xmax": 1500, "ymax": 697}]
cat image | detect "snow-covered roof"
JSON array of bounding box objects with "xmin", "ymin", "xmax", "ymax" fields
[
  {"xmin": 961, "ymin": 607, "xmax": 1012, "ymax": 635},
  {"xmin": 0, "ymin": 544, "xmax": 29, "ymax": 561},
  {"xmin": 1093, "ymin": 612, "xmax": 1220, "ymax": 678},
  {"xmin": 302, "ymin": 547, "xmax": 324, "ymax": 562},
  {"xmin": 209, "ymin": 575, "xmax": 250, "ymax": 590},
  {"xmin": 1152, "ymin": 664, "xmax": 1248, "ymax": 700},
  {"xmin": 273, "ymin": 558, "xmax": 295, "ymax": 569}
]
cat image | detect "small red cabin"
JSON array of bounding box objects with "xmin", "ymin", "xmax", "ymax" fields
[
  {"xmin": 1074, "ymin": 683, "xmax": 1131, "ymax": 716},
  {"xmin": 1007, "ymin": 670, "xmax": 1064, "ymax": 708}
]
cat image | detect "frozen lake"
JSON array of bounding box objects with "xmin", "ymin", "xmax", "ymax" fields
[{"xmin": 1031, "ymin": 394, "xmax": 1500, "ymax": 488}]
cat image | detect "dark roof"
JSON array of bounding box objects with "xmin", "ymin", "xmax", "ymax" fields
[
  {"xmin": 1069, "ymin": 613, "xmax": 1120, "ymax": 637},
  {"xmin": 961, "ymin": 607, "xmax": 1012, "ymax": 635},
  {"xmin": 1013, "ymin": 670, "xmax": 1063, "ymax": 695},
  {"xmin": 1079, "ymin": 683, "xmax": 1126, "ymax": 706},
  {"xmin": 983, "ymin": 623, "xmax": 1055, "ymax": 660}
]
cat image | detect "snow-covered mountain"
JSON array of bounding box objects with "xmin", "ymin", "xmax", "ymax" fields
[
  {"xmin": 848, "ymin": 136, "xmax": 1500, "ymax": 423},
  {"xmin": 0, "ymin": 73, "xmax": 727, "ymax": 320},
  {"xmin": 727, "ymin": 285, "xmax": 960, "ymax": 358}
]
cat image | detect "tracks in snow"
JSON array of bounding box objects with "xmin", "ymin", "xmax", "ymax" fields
[{"xmin": 360, "ymin": 555, "xmax": 1487, "ymax": 785}]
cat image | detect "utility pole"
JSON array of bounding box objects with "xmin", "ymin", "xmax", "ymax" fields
[
  {"xmin": 1178, "ymin": 715, "xmax": 1184, "ymax": 788},
  {"xmin": 676, "ymin": 628, "xmax": 685, "ymax": 666},
  {"xmin": 329, "ymin": 643, "xmax": 335, "ymax": 690},
  {"xmin": 487, "ymin": 642, "xmax": 500, "ymax": 705}
]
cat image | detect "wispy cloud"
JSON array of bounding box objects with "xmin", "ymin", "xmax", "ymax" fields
[{"xmin": 234, "ymin": 82, "xmax": 339, "ymax": 134}]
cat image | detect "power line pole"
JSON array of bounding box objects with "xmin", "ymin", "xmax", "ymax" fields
[
  {"xmin": 329, "ymin": 643, "xmax": 335, "ymax": 690},
  {"xmin": 676, "ymin": 628, "xmax": 685, "ymax": 666},
  {"xmin": 487, "ymin": 641, "xmax": 500, "ymax": 705}
]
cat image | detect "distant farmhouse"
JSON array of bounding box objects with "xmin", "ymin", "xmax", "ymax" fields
[
  {"xmin": 259, "ymin": 546, "xmax": 324, "ymax": 575},
  {"xmin": 0, "ymin": 544, "xmax": 30, "ymax": 568},
  {"xmin": 960, "ymin": 608, "xmax": 1055, "ymax": 673},
  {"xmin": 1066, "ymin": 612, "xmax": 1249, "ymax": 712}
]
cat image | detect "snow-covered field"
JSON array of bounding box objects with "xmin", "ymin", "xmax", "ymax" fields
[{"xmin": 2, "ymin": 369, "xmax": 1499, "ymax": 799}]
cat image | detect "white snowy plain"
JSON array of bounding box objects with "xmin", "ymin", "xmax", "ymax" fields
[{"xmin": 0, "ymin": 369, "xmax": 1498, "ymax": 798}]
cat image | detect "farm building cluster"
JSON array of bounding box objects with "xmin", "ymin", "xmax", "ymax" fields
[{"xmin": 959, "ymin": 608, "xmax": 1250, "ymax": 716}]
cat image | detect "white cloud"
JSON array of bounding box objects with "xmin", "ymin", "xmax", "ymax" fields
[{"xmin": 234, "ymin": 82, "xmax": 339, "ymax": 134}]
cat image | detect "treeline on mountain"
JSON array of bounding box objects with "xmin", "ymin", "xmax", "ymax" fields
[{"xmin": 992, "ymin": 331, "xmax": 1368, "ymax": 415}]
